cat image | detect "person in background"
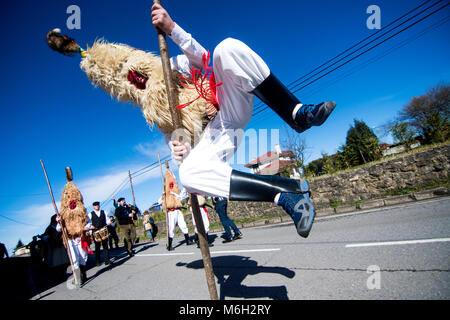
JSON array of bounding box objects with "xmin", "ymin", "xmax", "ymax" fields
[
  {"xmin": 190, "ymin": 195, "xmax": 214, "ymax": 248},
  {"xmin": 42, "ymin": 214, "xmax": 69, "ymax": 273},
  {"xmin": 26, "ymin": 236, "xmax": 41, "ymax": 264},
  {"xmin": 0, "ymin": 242, "xmax": 8, "ymax": 261},
  {"xmin": 143, "ymin": 211, "xmax": 154, "ymax": 243},
  {"xmin": 114, "ymin": 197, "xmax": 137, "ymax": 257},
  {"xmin": 107, "ymin": 216, "xmax": 119, "ymax": 249},
  {"xmin": 212, "ymin": 197, "xmax": 243, "ymax": 243},
  {"xmin": 87, "ymin": 201, "xmax": 111, "ymax": 266}
]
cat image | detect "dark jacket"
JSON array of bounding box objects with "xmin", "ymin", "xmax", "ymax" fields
[{"xmin": 115, "ymin": 205, "xmax": 134, "ymax": 225}]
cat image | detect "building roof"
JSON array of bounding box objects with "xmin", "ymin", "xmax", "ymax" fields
[
  {"xmin": 254, "ymin": 159, "xmax": 294, "ymax": 175},
  {"xmin": 245, "ymin": 150, "xmax": 294, "ymax": 167}
]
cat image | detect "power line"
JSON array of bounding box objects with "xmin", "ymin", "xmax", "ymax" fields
[
  {"xmin": 131, "ymin": 154, "xmax": 171, "ymax": 179},
  {"xmin": 90, "ymin": 153, "xmax": 172, "ymax": 211},
  {"xmin": 251, "ymin": 0, "xmax": 449, "ymax": 118},
  {"xmin": 0, "ymin": 193, "xmax": 48, "ymax": 198},
  {"xmin": 252, "ymin": 14, "xmax": 450, "ymax": 124},
  {"xmin": 251, "ymin": 0, "xmax": 433, "ymax": 114},
  {"xmin": 289, "ymin": 1, "xmax": 449, "ymax": 94},
  {"xmin": 129, "ymin": 154, "xmax": 171, "ymax": 177},
  {"xmin": 0, "ymin": 213, "xmax": 40, "ymax": 227},
  {"xmin": 251, "ymin": 0, "xmax": 446, "ymax": 115}
]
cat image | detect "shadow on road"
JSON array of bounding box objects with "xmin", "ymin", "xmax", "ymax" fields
[
  {"xmin": 177, "ymin": 255, "xmax": 295, "ymax": 300},
  {"xmin": 173, "ymin": 233, "xmax": 219, "ymax": 249},
  {"xmin": 83, "ymin": 242, "xmax": 159, "ymax": 285}
]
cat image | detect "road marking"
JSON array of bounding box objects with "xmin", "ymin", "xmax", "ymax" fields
[
  {"xmin": 210, "ymin": 248, "xmax": 281, "ymax": 254},
  {"xmin": 136, "ymin": 252, "xmax": 195, "ymax": 257},
  {"xmin": 134, "ymin": 248, "xmax": 281, "ymax": 257},
  {"xmin": 345, "ymin": 237, "xmax": 450, "ymax": 248}
]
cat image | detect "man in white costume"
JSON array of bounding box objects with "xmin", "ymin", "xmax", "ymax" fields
[{"xmin": 152, "ymin": 3, "xmax": 336, "ymax": 239}]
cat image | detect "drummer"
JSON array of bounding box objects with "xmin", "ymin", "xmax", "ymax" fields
[{"xmin": 87, "ymin": 201, "xmax": 112, "ymax": 266}]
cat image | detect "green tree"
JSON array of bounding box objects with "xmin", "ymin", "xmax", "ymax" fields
[
  {"xmin": 304, "ymin": 158, "xmax": 323, "ymax": 177},
  {"xmin": 399, "ymin": 83, "xmax": 450, "ymax": 144},
  {"xmin": 336, "ymin": 144, "xmax": 358, "ymax": 170},
  {"xmin": 321, "ymin": 152, "xmax": 335, "ymax": 174},
  {"xmin": 390, "ymin": 121, "xmax": 416, "ymax": 150},
  {"xmin": 345, "ymin": 119, "xmax": 381, "ymax": 165},
  {"xmin": 14, "ymin": 239, "xmax": 24, "ymax": 252}
]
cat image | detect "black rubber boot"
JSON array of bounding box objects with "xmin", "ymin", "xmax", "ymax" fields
[
  {"xmin": 206, "ymin": 233, "xmax": 214, "ymax": 247},
  {"xmin": 79, "ymin": 265, "xmax": 87, "ymax": 285},
  {"xmin": 252, "ymin": 72, "xmax": 336, "ymax": 133},
  {"xmin": 167, "ymin": 237, "xmax": 174, "ymax": 251},
  {"xmin": 194, "ymin": 233, "xmax": 199, "ymax": 246},
  {"xmin": 229, "ymin": 170, "xmax": 309, "ymax": 202},
  {"xmin": 229, "ymin": 170, "xmax": 315, "ymax": 238},
  {"xmin": 184, "ymin": 233, "xmax": 193, "ymax": 246},
  {"xmin": 104, "ymin": 249, "xmax": 111, "ymax": 265}
]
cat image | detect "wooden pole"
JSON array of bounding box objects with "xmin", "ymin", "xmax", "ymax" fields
[
  {"xmin": 157, "ymin": 152, "xmax": 170, "ymax": 247},
  {"xmin": 128, "ymin": 170, "xmax": 136, "ymax": 206},
  {"xmin": 40, "ymin": 160, "xmax": 78, "ymax": 286},
  {"xmin": 153, "ymin": 0, "xmax": 218, "ymax": 300}
]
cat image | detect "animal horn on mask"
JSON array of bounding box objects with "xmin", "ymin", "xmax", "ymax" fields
[{"xmin": 46, "ymin": 28, "xmax": 87, "ymax": 57}]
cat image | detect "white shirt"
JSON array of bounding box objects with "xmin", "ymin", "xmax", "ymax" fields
[
  {"xmin": 169, "ymin": 23, "xmax": 208, "ymax": 75},
  {"xmin": 86, "ymin": 210, "xmax": 110, "ymax": 229}
]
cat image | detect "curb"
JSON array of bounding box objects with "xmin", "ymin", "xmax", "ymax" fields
[
  {"xmin": 316, "ymin": 186, "xmax": 449, "ymax": 217},
  {"xmin": 147, "ymin": 187, "xmax": 450, "ymax": 239}
]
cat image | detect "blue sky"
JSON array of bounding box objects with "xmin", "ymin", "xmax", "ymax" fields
[{"xmin": 0, "ymin": 0, "xmax": 449, "ymax": 253}]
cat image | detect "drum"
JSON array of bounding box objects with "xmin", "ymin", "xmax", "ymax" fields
[{"xmin": 93, "ymin": 226, "xmax": 109, "ymax": 242}]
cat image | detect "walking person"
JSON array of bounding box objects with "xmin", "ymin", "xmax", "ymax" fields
[
  {"xmin": 114, "ymin": 197, "xmax": 137, "ymax": 257},
  {"xmin": 162, "ymin": 168, "xmax": 193, "ymax": 251},
  {"xmin": 88, "ymin": 202, "xmax": 111, "ymax": 266},
  {"xmin": 212, "ymin": 197, "xmax": 242, "ymax": 243},
  {"xmin": 143, "ymin": 211, "xmax": 155, "ymax": 243},
  {"xmin": 0, "ymin": 242, "xmax": 9, "ymax": 261},
  {"xmin": 190, "ymin": 195, "xmax": 213, "ymax": 247},
  {"xmin": 107, "ymin": 216, "xmax": 119, "ymax": 249}
]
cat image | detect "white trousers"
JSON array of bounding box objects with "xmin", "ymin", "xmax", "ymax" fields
[
  {"xmin": 68, "ymin": 238, "xmax": 88, "ymax": 269},
  {"xmin": 179, "ymin": 38, "xmax": 270, "ymax": 198},
  {"xmin": 191, "ymin": 206, "xmax": 210, "ymax": 234},
  {"xmin": 167, "ymin": 209, "xmax": 189, "ymax": 238}
]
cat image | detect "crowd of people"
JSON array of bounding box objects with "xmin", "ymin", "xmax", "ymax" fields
[{"xmin": 6, "ymin": 191, "xmax": 241, "ymax": 289}]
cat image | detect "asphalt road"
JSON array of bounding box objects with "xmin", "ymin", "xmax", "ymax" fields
[{"xmin": 33, "ymin": 197, "xmax": 450, "ymax": 300}]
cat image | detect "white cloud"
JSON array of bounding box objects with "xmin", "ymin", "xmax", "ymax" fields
[
  {"xmin": 133, "ymin": 136, "xmax": 170, "ymax": 158},
  {"xmin": 1, "ymin": 156, "xmax": 178, "ymax": 254}
]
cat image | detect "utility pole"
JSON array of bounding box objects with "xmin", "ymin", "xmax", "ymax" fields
[{"xmin": 128, "ymin": 170, "xmax": 136, "ymax": 206}]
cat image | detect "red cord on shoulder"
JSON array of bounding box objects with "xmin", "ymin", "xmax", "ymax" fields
[{"xmin": 175, "ymin": 51, "xmax": 223, "ymax": 111}]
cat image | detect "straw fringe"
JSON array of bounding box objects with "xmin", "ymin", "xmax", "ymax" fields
[
  {"xmin": 60, "ymin": 182, "xmax": 88, "ymax": 239},
  {"xmin": 80, "ymin": 40, "xmax": 213, "ymax": 145}
]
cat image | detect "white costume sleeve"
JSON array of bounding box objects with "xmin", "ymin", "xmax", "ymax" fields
[
  {"xmin": 170, "ymin": 187, "xmax": 188, "ymax": 201},
  {"xmin": 162, "ymin": 23, "xmax": 205, "ymax": 166},
  {"xmin": 169, "ymin": 23, "xmax": 208, "ymax": 74},
  {"xmin": 85, "ymin": 212, "xmax": 92, "ymax": 229},
  {"xmin": 161, "ymin": 128, "xmax": 184, "ymax": 167}
]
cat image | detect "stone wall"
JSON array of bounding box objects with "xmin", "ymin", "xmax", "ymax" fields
[
  {"xmin": 138, "ymin": 144, "xmax": 449, "ymax": 239},
  {"xmin": 225, "ymin": 143, "xmax": 450, "ymax": 220},
  {"xmin": 309, "ymin": 143, "xmax": 449, "ymax": 209}
]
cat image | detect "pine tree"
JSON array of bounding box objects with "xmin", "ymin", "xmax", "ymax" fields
[
  {"xmin": 345, "ymin": 120, "xmax": 381, "ymax": 165},
  {"xmin": 14, "ymin": 239, "xmax": 24, "ymax": 251}
]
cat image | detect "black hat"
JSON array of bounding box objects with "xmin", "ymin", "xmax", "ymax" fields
[
  {"xmin": 117, "ymin": 197, "xmax": 125, "ymax": 202},
  {"xmin": 92, "ymin": 201, "xmax": 100, "ymax": 206}
]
